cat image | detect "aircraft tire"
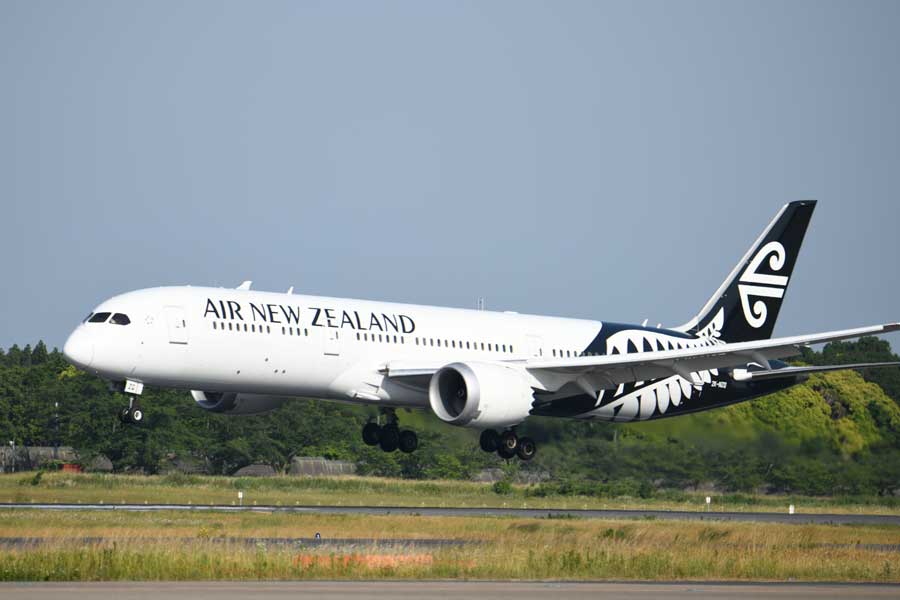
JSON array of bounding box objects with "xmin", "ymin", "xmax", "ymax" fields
[
  {"xmin": 130, "ymin": 408, "xmax": 143, "ymax": 424},
  {"xmin": 362, "ymin": 422, "xmax": 381, "ymax": 446},
  {"xmin": 379, "ymin": 426, "xmax": 400, "ymax": 452},
  {"xmin": 497, "ymin": 444, "xmax": 516, "ymax": 460},
  {"xmin": 499, "ymin": 430, "xmax": 518, "ymax": 452},
  {"xmin": 479, "ymin": 429, "xmax": 499, "ymax": 452},
  {"xmin": 398, "ymin": 430, "xmax": 418, "ymax": 453},
  {"xmin": 516, "ymin": 437, "xmax": 537, "ymax": 461}
]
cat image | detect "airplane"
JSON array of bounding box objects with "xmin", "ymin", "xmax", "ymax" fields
[{"xmin": 62, "ymin": 200, "xmax": 899, "ymax": 461}]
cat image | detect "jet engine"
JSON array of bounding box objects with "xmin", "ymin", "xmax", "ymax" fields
[
  {"xmin": 190, "ymin": 390, "xmax": 287, "ymax": 415},
  {"xmin": 428, "ymin": 362, "xmax": 534, "ymax": 428}
]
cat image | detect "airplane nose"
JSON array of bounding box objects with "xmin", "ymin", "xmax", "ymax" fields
[{"xmin": 63, "ymin": 330, "xmax": 94, "ymax": 369}]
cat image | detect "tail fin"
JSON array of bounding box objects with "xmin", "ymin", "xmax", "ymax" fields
[{"xmin": 676, "ymin": 200, "xmax": 816, "ymax": 343}]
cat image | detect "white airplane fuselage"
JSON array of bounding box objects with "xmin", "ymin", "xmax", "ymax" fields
[{"xmin": 63, "ymin": 285, "xmax": 599, "ymax": 408}]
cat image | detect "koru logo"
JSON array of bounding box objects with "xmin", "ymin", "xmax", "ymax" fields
[{"xmin": 738, "ymin": 241, "xmax": 788, "ymax": 329}]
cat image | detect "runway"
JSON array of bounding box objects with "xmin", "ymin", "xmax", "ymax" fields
[
  {"xmin": 0, "ymin": 581, "xmax": 898, "ymax": 599},
  {"xmin": 1, "ymin": 502, "xmax": 898, "ymax": 526}
]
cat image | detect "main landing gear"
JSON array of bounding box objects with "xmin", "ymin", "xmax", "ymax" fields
[
  {"xmin": 119, "ymin": 396, "xmax": 144, "ymax": 425},
  {"xmin": 480, "ymin": 429, "xmax": 536, "ymax": 461},
  {"xmin": 361, "ymin": 409, "xmax": 418, "ymax": 454}
]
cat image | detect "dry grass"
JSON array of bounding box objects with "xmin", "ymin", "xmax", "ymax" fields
[
  {"xmin": 1, "ymin": 472, "xmax": 898, "ymax": 516},
  {"xmin": 0, "ymin": 509, "xmax": 898, "ymax": 581}
]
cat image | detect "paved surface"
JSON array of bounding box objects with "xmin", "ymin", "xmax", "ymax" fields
[
  {"xmin": 2, "ymin": 502, "xmax": 899, "ymax": 526},
  {"xmin": 0, "ymin": 581, "xmax": 898, "ymax": 599}
]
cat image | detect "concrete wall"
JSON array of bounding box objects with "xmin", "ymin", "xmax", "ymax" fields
[
  {"xmin": 289, "ymin": 457, "xmax": 356, "ymax": 477},
  {"xmin": 0, "ymin": 446, "xmax": 77, "ymax": 473}
]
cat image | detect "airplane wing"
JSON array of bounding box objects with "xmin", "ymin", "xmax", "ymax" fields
[
  {"xmin": 522, "ymin": 322, "xmax": 900, "ymax": 390},
  {"xmin": 381, "ymin": 322, "xmax": 900, "ymax": 392}
]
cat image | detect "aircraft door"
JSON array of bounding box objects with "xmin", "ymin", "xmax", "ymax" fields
[
  {"xmin": 323, "ymin": 329, "xmax": 340, "ymax": 356},
  {"xmin": 164, "ymin": 306, "xmax": 189, "ymax": 345},
  {"xmin": 526, "ymin": 335, "xmax": 544, "ymax": 358}
]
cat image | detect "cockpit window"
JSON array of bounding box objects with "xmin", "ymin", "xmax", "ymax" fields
[
  {"xmin": 88, "ymin": 312, "xmax": 111, "ymax": 323},
  {"xmin": 110, "ymin": 313, "xmax": 131, "ymax": 326},
  {"xmin": 83, "ymin": 313, "xmax": 94, "ymax": 323}
]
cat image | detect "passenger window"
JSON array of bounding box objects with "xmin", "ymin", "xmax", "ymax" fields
[
  {"xmin": 212, "ymin": 321, "xmax": 217, "ymax": 330},
  {"xmin": 89, "ymin": 312, "xmax": 111, "ymax": 323},
  {"xmin": 502, "ymin": 344, "xmax": 507, "ymax": 352}
]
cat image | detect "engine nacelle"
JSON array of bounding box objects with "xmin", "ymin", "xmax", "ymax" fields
[
  {"xmin": 190, "ymin": 390, "xmax": 287, "ymax": 415},
  {"xmin": 428, "ymin": 362, "xmax": 534, "ymax": 429}
]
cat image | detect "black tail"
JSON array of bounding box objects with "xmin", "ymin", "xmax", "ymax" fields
[{"xmin": 677, "ymin": 200, "xmax": 816, "ymax": 343}]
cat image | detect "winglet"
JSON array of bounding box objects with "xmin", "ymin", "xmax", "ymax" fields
[{"xmin": 237, "ymin": 281, "xmax": 252, "ymax": 291}]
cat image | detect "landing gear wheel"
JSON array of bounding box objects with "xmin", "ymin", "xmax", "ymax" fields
[
  {"xmin": 379, "ymin": 426, "xmax": 400, "ymax": 452},
  {"xmin": 516, "ymin": 437, "xmax": 537, "ymax": 461},
  {"xmin": 120, "ymin": 396, "xmax": 144, "ymax": 425},
  {"xmin": 500, "ymin": 430, "xmax": 518, "ymax": 453},
  {"xmin": 362, "ymin": 422, "xmax": 381, "ymax": 446},
  {"xmin": 398, "ymin": 430, "xmax": 418, "ymax": 453},
  {"xmin": 480, "ymin": 429, "xmax": 499, "ymax": 452},
  {"xmin": 497, "ymin": 444, "xmax": 517, "ymax": 460}
]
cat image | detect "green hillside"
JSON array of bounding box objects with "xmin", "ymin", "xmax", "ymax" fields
[{"xmin": 0, "ymin": 339, "xmax": 898, "ymax": 497}]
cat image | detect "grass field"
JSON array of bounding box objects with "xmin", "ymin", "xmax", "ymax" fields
[
  {"xmin": 0, "ymin": 471, "xmax": 898, "ymax": 515},
  {"xmin": 0, "ymin": 508, "xmax": 898, "ymax": 581}
]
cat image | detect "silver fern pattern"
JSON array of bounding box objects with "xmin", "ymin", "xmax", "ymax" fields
[{"xmin": 587, "ymin": 308, "xmax": 725, "ymax": 422}]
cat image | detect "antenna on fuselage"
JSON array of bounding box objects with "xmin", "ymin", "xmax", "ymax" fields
[
  {"xmin": 286, "ymin": 286, "xmax": 294, "ymax": 295},
  {"xmin": 476, "ymin": 298, "xmax": 485, "ymax": 311},
  {"xmin": 237, "ymin": 281, "xmax": 252, "ymax": 291}
]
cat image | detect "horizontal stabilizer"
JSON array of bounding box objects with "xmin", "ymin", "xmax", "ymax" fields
[{"xmin": 732, "ymin": 361, "xmax": 900, "ymax": 382}]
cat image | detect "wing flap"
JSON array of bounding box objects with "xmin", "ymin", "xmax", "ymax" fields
[{"xmin": 733, "ymin": 361, "xmax": 900, "ymax": 382}]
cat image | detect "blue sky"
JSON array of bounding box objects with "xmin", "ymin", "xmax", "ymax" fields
[{"xmin": 1, "ymin": 0, "xmax": 898, "ymax": 349}]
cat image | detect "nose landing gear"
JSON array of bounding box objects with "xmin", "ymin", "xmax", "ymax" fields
[
  {"xmin": 115, "ymin": 379, "xmax": 145, "ymax": 425},
  {"xmin": 361, "ymin": 409, "xmax": 418, "ymax": 453},
  {"xmin": 479, "ymin": 429, "xmax": 536, "ymax": 461},
  {"xmin": 119, "ymin": 396, "xmax": 144, "ymax": 424}
]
